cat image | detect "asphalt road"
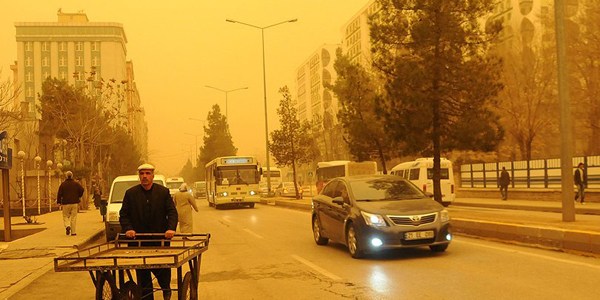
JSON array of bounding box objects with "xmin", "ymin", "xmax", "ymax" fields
[{"xmin": 11, "ymin": 201, "xmax": 600, "ymax": 300}]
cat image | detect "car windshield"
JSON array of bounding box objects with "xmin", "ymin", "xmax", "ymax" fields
[
  {"xmin": 110, "ymin": 179, "xmax": 164, "ymax": 203},
  {"xmin": 350, "ymin": 178, "xmax": 427, "ymax": 201},
  {"xmin": 167, "ymin": 182, "xmax": 182, "ymax": 189}
]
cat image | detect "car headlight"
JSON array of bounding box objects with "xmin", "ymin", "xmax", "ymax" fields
[
  {"xmin": 249, "ymin": 190, "xmax": 256, "ymax": 196},
  {"xmin": 221, "ymin": 191, "xmax": 228, "ymax": 197},
  {"xmin": 361, "ymin": 211, "xmax": 387, "ymax": 227},
  {"xmin": 439, "ymin": 209, "xmax": 450, "ymax": 223}
]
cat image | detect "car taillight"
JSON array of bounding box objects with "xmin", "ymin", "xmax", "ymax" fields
[
  {"xmin": 451, "ymin": 184, "xmax": 454, "ymax": 194},
  {"xmin": 422, "ymin": 184, "xmax": 427, "ymax": 192}
]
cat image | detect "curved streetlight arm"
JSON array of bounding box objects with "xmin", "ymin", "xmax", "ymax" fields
[{"xmin": 226, "ymin": 18, "xmax": 297, "ymax": 30}]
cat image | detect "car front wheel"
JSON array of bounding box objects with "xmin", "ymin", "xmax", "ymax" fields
[
  {"xmin": 346, "ymin": 224, "xmax": 365, "ymax": 259},
  {"xmin": 312, "ymin": 216, "xmax": 328, "ymax": 245}
]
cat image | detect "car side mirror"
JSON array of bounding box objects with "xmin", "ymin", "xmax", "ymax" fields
[
  {"xmin": 425, "ymin": 191, "xmax": 434, "ymax": 198},
  {"xmin": 332, "ymin": 197, "xmax": 345, "ymax": 205}
]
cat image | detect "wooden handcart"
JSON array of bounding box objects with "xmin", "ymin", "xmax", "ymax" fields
[{"xmin": 54, "ymin": 233, "xmax": 210, "ymax": 300}]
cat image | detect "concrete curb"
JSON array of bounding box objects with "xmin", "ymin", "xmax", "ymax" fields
[
  {"xmin": 261, "ymin": 200, "xmax": 600, "ymax": 256},
  {"xmin": 451, "ymin": 201, "xmax": 600, "ymax": 216}
]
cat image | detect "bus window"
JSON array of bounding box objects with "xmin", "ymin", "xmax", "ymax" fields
[
  {"xmin": 409, "ymin": 169, "xmax": 420, "ymax": 180},
  {"xmin": 427, "ymin": 168, "xmax": 449, "ymax": 179}
]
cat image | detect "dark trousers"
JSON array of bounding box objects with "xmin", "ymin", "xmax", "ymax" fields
[
  {"xmin": 500, "ymin": 185, "xmax": 508, "ymax": 200},
  {"xmin": 575, "ymin": 184, "xmax": 585, "ymax": 203},
  {"xmin": 136, "ymin": 268, "xmax": 171, "ymax": 300}
]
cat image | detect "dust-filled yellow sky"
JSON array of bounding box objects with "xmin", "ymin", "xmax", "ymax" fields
[{"xmin": 0, "ymin": 0, "xmax": 369, "ymax": 176}]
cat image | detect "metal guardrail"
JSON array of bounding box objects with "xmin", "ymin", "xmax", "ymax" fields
[{"xmin": 460, "ymin": 155, "xmax": 600, "ymax": 189}]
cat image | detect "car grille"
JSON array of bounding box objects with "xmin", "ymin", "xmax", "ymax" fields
[{"xmin": 388, "ymin": 213, "xmax": 437, "ymax": 226}]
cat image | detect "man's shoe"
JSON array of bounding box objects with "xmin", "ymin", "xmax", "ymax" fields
[{"xmin": 66, "ymin": 226, "xmax": 71, "ymax": 235}]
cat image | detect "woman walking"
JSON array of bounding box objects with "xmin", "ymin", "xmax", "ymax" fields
[{"xmin": 173, "ymin": 183, "xmax": 199, "ymax": 233}]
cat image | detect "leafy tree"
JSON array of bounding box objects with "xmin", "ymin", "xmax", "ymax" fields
[
  {"xmin": 370, "ymin": 0, "xmax": 504, "ymax": 202},
  {"xmin": 198, "ymin": 104, "xmax": 237, "ymax": 172},
  {"xmin": 105, "ymin": 125, "xmax": 143, "ymax": 177},
  {"xmin": 270, "ymin": 86, "xmax": 314, "ymax": 199},
  {"xmin": 331, "ymin": 48, "xmax": 396, "ymax": 173},
  {"xmin": 178, "ymin": 159, "xmax": 196, "ymax": 183}
]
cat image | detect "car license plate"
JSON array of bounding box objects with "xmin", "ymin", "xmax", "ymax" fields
[{"xmin": 405, "ymin": 231, "xmax": 434, "ymax": 240}]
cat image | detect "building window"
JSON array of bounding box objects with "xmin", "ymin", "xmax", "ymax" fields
[
  {"xmin": 43, "ymin": 71, "xmax": 50, "ymax": 79},
  {"xmin": 25, "ymin": 57, "xmax": 32, "ymax": 67},
  {"xmin": 27, "ymin": 87, "xmax": 33, "ymax": 97},
  {"xmin": 91, "ymin": 41, "xmax": 100, "ymax": 51},
  {"xmin": 42, "ymin": 56, "xmax": 49, "ymax": 67},
  {"xmin": 92, "ymin": 56, "xmax": 99, "ymax": 66},
  {"xmin": 26, "ymin": 72, "xmax": 33, "ymax": 82},
  {"xmin": 76, "ymin": 56, "xmax": 83, "ymax": 66},
  {"xmin": 25, "ymin": 42, "xmax": 32, "ymax": 51},
  {"xmin": 41, "ymin": 42, "xmax": 49, "ymax": 51},
  {"xmin": 75, "ymin": 42, "xmax": 83, "ymax": 51},
  {"xmin": 59, "ymin": 42, "xmax": 67, "ymax": 51},
  {"xmin": 60, "ymin": 71, "xmax": 67, "ymax": 80},
  {"xmin": 59, "ymin": 56, "xmax": 66, "ymax": 66}
]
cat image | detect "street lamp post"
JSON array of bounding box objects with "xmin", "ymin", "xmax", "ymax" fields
[
  {"xmin": 48, "ymin": 160, "xmax": 54, "ymax": 212},
  {"xmin": 226, "ymin": 18, "xmax": 297, "ymax": 195},
  {"xmin": 184, "ymin": 132, "xmax": 202, "ymax": 167},
  {"xmin": 34, "ymin": 156, "xmax": 41, "ymax": 216},
  {"xmin": 204, "ymin": 86, "xmax": 248, "ymax": 119},
  {"xmin": 17, "ymin": 151, "xmax": 27, "ymax": 220}
]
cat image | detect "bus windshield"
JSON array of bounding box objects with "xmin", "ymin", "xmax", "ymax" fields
[{"xmin": 218, "ymin": 166, "xmax": 259, "ymax": 185}]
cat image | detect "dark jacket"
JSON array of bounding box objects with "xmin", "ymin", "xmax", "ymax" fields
[
  {"xmin": 119, "ymin": 183, "xmax": 178, "ymax": 234},
  {"xmin": 57, "ymin": 178, "xmax": 84, "ymax": 205},
  {"xmin": 574, "ymin": 168, "xmax": 585, "ymax": 186},
  {"xmin": 499, "ymin": 170, "xmax": 510, "ymax": 187}
]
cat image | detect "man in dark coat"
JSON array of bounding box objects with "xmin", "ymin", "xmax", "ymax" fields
[
  {"xmin": 574, "ymin": 162, "xmax": 586, "ymax": 204},
  {"xmin": 499, "ymin": 167, "xmax": 510, "ymax": 201},
  {"xmin": 120, "ymin": 163, "xmax": 178, "ymax": 300},
  {"xmin": 57, "ymin": 171, "xmax": 84, "ymax": 236}
]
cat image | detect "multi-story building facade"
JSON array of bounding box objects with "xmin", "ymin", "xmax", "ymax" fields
[
  {"xmin": 295, "ymin": 44, "xmax": 347, "ymax": 163},
  {"xmin": 11, "ymin": 10, "xmax": 147, "ymax": 159}
]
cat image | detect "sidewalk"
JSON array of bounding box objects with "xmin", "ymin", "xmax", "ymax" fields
[{"xmin": 0, "ymin": 208, "xmax": 105, "ymax": 299}]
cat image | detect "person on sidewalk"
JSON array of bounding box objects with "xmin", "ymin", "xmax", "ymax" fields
[
  {"xmin": 574, "ymin": 162, "xmax": 586, "ymax": 204},
  {"xmin": 57, "ymin": 171, "xmax": 84, "ymax": 236},
  {"xmin": 173, "ymin": 183, "xmax": 198, "ymax": 233},
  {"xmin": 119, "ymin": 163, "xmax": 178, "ymax": 300},
  {"xmin": 499, "ymin": 167, "xmax": 510, "ymax": 201}
]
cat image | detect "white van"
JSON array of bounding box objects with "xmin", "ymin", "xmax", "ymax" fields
[
  {"xmin": 390, "ymin": 158, "xmax": 455, "ymax": 206},
  {"xmin": 104, "ymin": 174, "xmax": 166, "ymax": 241},
  {"xmin": 166, "ymin": 177, "xmax": 185, "ymax": 196}
]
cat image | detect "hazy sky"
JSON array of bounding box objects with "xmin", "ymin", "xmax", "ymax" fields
[{"xmin": 0, "ymin": 0, "xmax": 369, "ymax": 176}]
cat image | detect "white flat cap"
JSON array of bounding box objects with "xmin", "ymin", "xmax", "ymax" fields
[{"xmin": 137, "ymin": 163, "xmax": 155, "ymax": 171}]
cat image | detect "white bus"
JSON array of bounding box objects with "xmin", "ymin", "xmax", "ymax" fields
[
  {"xmin": 261, "ymin": 166, "xmax": 283, "ymax": 188},
  {"xmin": 205, "ymin": 156, "xmax": 261, "ymax": 209},
  {"xmin": 315, "ymin": 160, "xmax": 378, "ymax": 193},
  {"xmin": 390, "ymin": 157, "xmax": 455, "ymax": 206}
]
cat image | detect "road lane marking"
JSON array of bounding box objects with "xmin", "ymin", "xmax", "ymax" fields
[
  {"xmin": 291, "ymin": 255, "xmax": 342, "ymax": 281},
  {"xmin": 456, "ymin": 239, "xmax": 600, "ymax": 270},
  {"xmin": 243, "ymin": 228, "xmax": 264, "ymax": 239},
  {"xmin": 221, "ymin": 216, "xmax": 231, "ymax": 223}
]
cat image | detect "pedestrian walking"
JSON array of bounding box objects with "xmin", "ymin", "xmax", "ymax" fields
[
  {"xmin": 57, "ymin": 171, "xmax": 84, "ymax": 236},
  {"xmin": 173, "ymin": 183, "xmax": 199, "ymax": 233},
  {"xmin": 92, "ymin": 184, "xmax": 102, "ymax": 209},
  {"xmin": 499, "ymin": 167, "xmax": 510, "ymax": 201},
  {"xmin": 119, "ymin": 163, "xmax": 178, "ymax": 300},
  {"xmin": 574, "ymin": 162, "xmax": 586, "ymax": 204}
]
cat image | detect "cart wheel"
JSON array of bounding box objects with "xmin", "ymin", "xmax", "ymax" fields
[
  {"xmin": 121, "ymin": 280, "xmax": 141, "ymax": 300},
  {"xmin": 96, "ymin": 272, "xmax": 118, "ymax": 300},
  {"xmin": 179, "ymin": 271, "xmax": 198, "ymax": 300}
]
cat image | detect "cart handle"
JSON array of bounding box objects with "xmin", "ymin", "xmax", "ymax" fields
[{"xmin": 116, "ymin": 233, "xmax": 211, "ymax": 240}]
